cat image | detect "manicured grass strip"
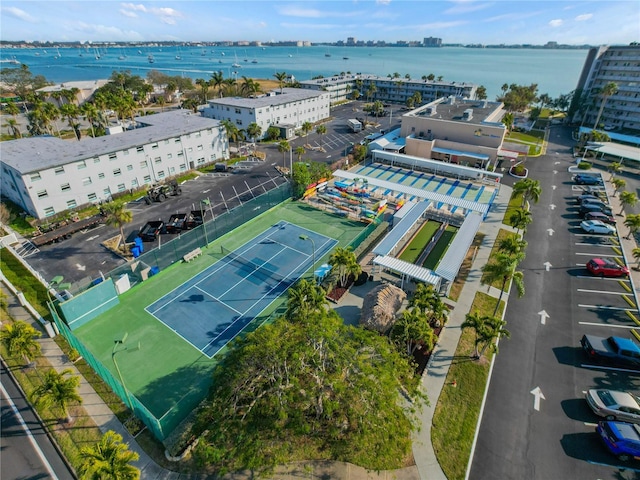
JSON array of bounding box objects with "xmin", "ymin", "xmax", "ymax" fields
[
  {"xmin": 480, "ymin": 229, "xmax": 519, "ymax": 290},
  {"xmin": 422, "ymin": 225, "xmax": 457, "ymax": 270},
  {"xmin": 398, "ymin": 221, "xmax": 441, "ymax": 264},
  {"xmin": 1, "ymin": 248, "xmax": 50, "ymax": 318},
  {"xmin": 432, "ymin": 292, "xmax": 504, "ymax": 480},
  {"xmin": 503, "ymin": 192, "xmax": 524, "ymax": 228}
]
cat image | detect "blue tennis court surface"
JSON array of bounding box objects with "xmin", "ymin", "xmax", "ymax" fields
[{"xmin": 145, "ymin": 222, "xmax": 337, "ymax": 358}]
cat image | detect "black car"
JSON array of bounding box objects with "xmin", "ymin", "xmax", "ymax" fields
[
  {"xmin": 574, "ymin": 173, "xmax": 603, "ymax": 185},
  {"xmin": 580, "ymin": 203, "xmax": 613, "ymax": 217},
  {"xmin": 577, "ymin": 193, "xmax": 604, "ymax": 204}
]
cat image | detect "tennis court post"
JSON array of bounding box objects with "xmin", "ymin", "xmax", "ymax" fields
[{"xmin": 299, "ymin": 235, "xmax": 316, "ymax": 282}]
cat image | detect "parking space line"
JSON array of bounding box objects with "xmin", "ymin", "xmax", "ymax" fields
[
  {"xmin": 577, "ymin": 289, "xmax": 629, "ymax": 296},
  {"xmin": 578, "ymin": 304, "xmax": 638, "ymax": 312},
  {"xmin": 574, "ymin": 244, "xmax": 621, "ymax": 250},
  {"xmin": 581, "ymin": 363, "xmax": 640, "ymax": 374},
  {"xmin": 575, "ymin": 252, "xmax": 623, "ymax": 257},
  {"xmin": 575, "ymin": 274, "xmax": 630, "ymax": 282},
  {"xmin": 583, "ymin": 422, "xmax": 598, "ymax": 427},
  {"xmin": 579, "ymin": 322, "xmax": 637, "ymax": 329}
]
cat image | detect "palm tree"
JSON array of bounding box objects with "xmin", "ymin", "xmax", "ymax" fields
[
  {"xmin": 209, "ymin": 70, "xmax": 225, "ymax": 98},
  {"xmin": 60, "ymin": 103, "xmax": 81, "ymax": 140},
  {"xmin": 509, "ymin": 208, "xmax": 533, "ymax": 234},
  {"xmin": 4, "ymin": 117, "xmax": 21, "ymax": 138},
  {"xmin": 328, "ymin": 246, "xmax": 361, "ymax": 288},
  {"xmin": 221, "ymin": 120, "xmax": 241, "ymax": 153},
  {"xmin": 78, "ymin": 430, "xmax": 140, "ymax": 480},
  {"xmin": 633, "ymin": 248, "xmax": 640, "ymax": 270},
  {"xmin": 315, "ymin": 124, "xmax": 327, "ymax": 150},
  {"xmin": 1, "ymin": 321, "xmax": 42, "ymax": 366},
  {"xmin": 301, "ymin": 121, "xmax": 312, "ymax": 137},
  {"xmin": 611, "ymin": 178, "xmax": 626, "ymax": 197},
  {"xmin": 498, "ymin": 234, "xmax": 527, "ymax": 257},
  {"xmin": 195, "ymin": 78, "xmax": 210, "ymax": 102},
  {"xmin": 103, "ymin": 203, "xmax": 133, "ymax": 250},
  {"xmin": 294, "ymin": 146, "xmax": 306, "ymax": 162},
  {"xmin": 246, "ymin": 122, "xmax": 262, "ymax": 152},
  {"xmin": 390, "ymin": 308, "xmax": 436, "ymax": 356},
  {"xmin": 80, "ymin": 102, "xmax": 99, "ymax": 137},
  {"xmin": 285, "ymin": 279, "xmax": 328, "ymax": 322},
  {"xmin": 512, "ymin": 178, "xmax": 542, "ymax": 209},
  {"xmin": 592, "ymin": 82, "xmax": 618, "ymax": 130},
  {"xmin": 273, "ymin": 71, "xmax": 287, "ymax": 93},
  {"xmin": 624, "ymin": 214, "xmax": 640, "ymax": 240},
  {"xmin": 278, "ymin": 140, "xmax": 290, "ymax": 166},
  {"xmin": 30, "ymin": 368, "xmax": 82, "ymax": 423},
  {"xmin": 481, "ymin": 252, "xmax": 525, "ymax": 317},
  {"xmin": 409, "ymin": 283, "xmax": 448, "ymax": 327},
  {"xmin": 608, "ymin": 162, "xmax": 622, "ymax": 178},
  {"xmin": 619, "ymin": 191, "xmax": 638, "ymax": 215},
  {"xmin": 478, "ymin": 316, "xmax": 510, "ymax": 357},
  {"xmin": 461, "ymin": 312, "xmax": 486, "ymax": 358}
]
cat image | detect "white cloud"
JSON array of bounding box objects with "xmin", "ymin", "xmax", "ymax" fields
[
  {"xmin": 279, "ymin": 6, "xmax": 324, "ymax": 18},
  {"xmin": 2, "ymin": 6, "xmax": 37, "ymax": 23},
  {"xmin": 120, "ymin": 3, "xmax": 147, "ymax": 12},
  {"xmin": 70, "ymin": 21, "xmax": 144, "ymax": 41},
  {"xmin": 484, "ymin": 10, "xmax": 543, "ymax": 23},
  {"xmin": 575, "ymin": 13, "xmax": 592, "ymax": 21},
  {"xmin": 444, "ymin": 1, "xmax": 494, "ymax": 15},
  {"xmin": 549, "ymin": 19, "xmax": 563, "ymax": 27},
  {"xmin": 119, "ymin": 9, "xmax": 137, "ymax": 18},
  {"xmin": 376, "ymin": 0, "xmax": 391, "ymax": 5}
]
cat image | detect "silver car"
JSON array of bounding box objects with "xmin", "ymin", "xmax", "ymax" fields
[{"xmin": 586, "ymin": 389, "xmax": 640, "ymax": 424}]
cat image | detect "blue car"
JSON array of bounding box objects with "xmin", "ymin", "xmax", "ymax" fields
[
  {"xmin": 574, "ymin": 173, "xmax": 603, "ymax": 185},
  {"xmin": 597, "ymin": 420, "xmax": 640, "ymax": 461}
]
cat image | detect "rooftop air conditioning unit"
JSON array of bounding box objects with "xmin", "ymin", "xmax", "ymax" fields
[{"xmin": 462, "ymin": 108, "xmax": 473, "ymax": 121}]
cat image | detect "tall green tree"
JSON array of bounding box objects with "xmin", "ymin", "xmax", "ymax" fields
[
  {"xmin": 294, "ymin": 145, "xmax": 306, "ymax": 162},
  {"xmin": 285, "ymin": 279, "xmax": 328, "ymax": 322},
  {"xmin": 513, "ymin": 178, "xmax": 542, "ymax": 209},
  {"xmin": 328, "ymin": 246, "xmax": 361, "ymax": 288},
  {"xmin": 278, "ymin": 140, "xmax": 290, "ymax": 166},
  {"xmin": 315, "ymin": 124, "xmax": 327, "ymax": 150},
  {"xmin": 633, "ymin": 248, "xmax": 640, "ymax": 270},
  {"xmin": 592, "ymin": 82, "xmax": 618, "ymax": 129},
  {"xmin": 273, "ymin": 71, "xmax": 287, "ymax": 93},
  {"xmin": 301, "ymin": 121, "xmax": 312, "ymax": 137},
  {"xmin": 619, "ymin": 191, "xmax": 638, "ymax": 215},
  {"xmin": 391, "ymin": 308, "xmax": 436, "ymax": 356},
  {"xmin": 1, "ymin": 321, "xmax": 42, "ymax": 366},
  {"xmin": 481, "ymin": 253, "xmax": 525, "ymax": 317},
  {"xmin": 409, "ymin": 283, "xmax": 447, "ymax": 327},
  {"xmin": 246, "ymin": 122, "xmax": 262, "ymax": 150},
  {"xmin": 210, "ymin": 70, "xmax": 225, "ymax": 98},
  {"xmin": 611, "ymin": 178, "xmax": 626, "ymax": 197},
  {"xmin": 509, "ymin": 208, "xmax": 533, "ymax": 234},
  {"xmin": 498, "ymin": 234, "xmax": 527, "ymax": 257},
  {"xmin": 30, "ymin": 368, "xmax": 82, "ymax": 423},
  {"xmin": 78, "ymin": 430, "xmax": 140, "ymax": 480},
  {"xmin": 624, "ymin": 214, "xmax": 640, "ymax": 240},
  {"xmin": 103, "ymin": 203, "xmax": 133, "ymax": 249},
  {"xmin": 461, "ymin": 312, "xmax": 510, "ymax": 359}
]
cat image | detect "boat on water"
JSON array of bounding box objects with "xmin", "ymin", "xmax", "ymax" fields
[
  {"xmin": 175, "ymin": 55, "xmax": 182, "ymax": 60},
  {"xmin": 232, "ymin": 51, "xmax": 241, "ymax": 68},
  {"xmin": 148, "ymin": 54, "xmax": 155, "ymax": 64},
  {"xmin": 343, "ymin": 57, "xmax": 349, "ymax": 60},
  {"xmin": 251, "ymin": 59, "xmax": 258, "ymax": 63}
]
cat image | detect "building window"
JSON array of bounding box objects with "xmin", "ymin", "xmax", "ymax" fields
[
  {"xmin": 77, "ymin": 160, "xmax": 87, "ymax": 169},
  {"xmin": 187, "ymin": 147, "xmax": 193, "ymax": 153},
  {"xmin": 164, "ymin": 139, "xmax": 170, "ymax": 145},
  {"xmin": 143, "ymin": 175, "xmax": 152, "ymax": 184},
  {"xmin": 123, "ymin": 150, "xmax": 130, "ymax": 156},
  {"xmin": 44, "ymin": 207, "xmax": 55, "ymax": 217},
  {"xmin": 66, "ymin": 200, "xmax": 77, "ymax": 209},
  {"xmin": 30, "ymin": 172, "xmax": 42, "ymax": 181},
  {"xmin": 113, "ymin": 168, "xmax": 122, "ymax": 177},
  {"xmin": 117, "ymin": 183, "xmax": 126, "ymax": 192},
  {"xmin": 197, "ymin": 157, "xmax": 205, "ymax": 165},
  {"xmin": 166, "ymin": 153, "xmax": 172, "ymax": 160},
  {"xmin": 60, "ymin": 183, "xmax": 71, "ymax": 192},
  {"xmin": 175, "ymin": 138, "xmax": 181, "ymax": 143},
  {"xmin": 127, "ymin": 164, "xmax": 134, "ymax": 171},
  {"xmin": 87, "ymin": 193, "xmax": 97, "ymax": 201},
  {"xmin": 108, "ymin": 153, "xmax": 117, "ymax": 160},
  {"xmin": 151, "ymin": 143, "xmax": 159, "ymax": 150},
  {"xmin": 235, "ymin": 108, "xmax": 241, "ymax": 114},
  {"xmin": 104, "ymin": 187, "xmax": 111, "ymax": 197},
  {"xmin": 195, "ymin": 132, "xmax": 201, "ymax": 138},
  {"xmin": 157, "ymin": 170, "xmax": 165, "ymax": 179},
  {"xmin": 169, "ymin": 166, "xmax": 176, "ymax": 174},
  {"xmin": 136, "ymin": 146, "xmax": 144, "ymax": 153},
  {"xmin": 236, "ymin": 119, "xmax": 243, "ymax": 125},
  {"xmin": 154, "ymin": 157, "xmax": 162, "ymax": 164},
  {"xmin": 177, "ymin": 151, "xmax": 184, "ymax": 157},
  {"xmin": 140, "ymin": 160, "xmax": 148, "ymax": 168},
  {"xmin": 98, "ymin": 172, "xmax": 105, "ymax": 179},
  {"xmin": 94, "ymin": 157, "xmax": 100, "ymax": 164},
  {"xmin": 54, "ymin": 166, "xmax": 65, "ymax": 175},
  {"xmin": 131, "ymin": 178, "xmax": 139, "ymax": 188},
  {"xmin": 37, "ymin": 189, "xmax": 48, "ymax": 198},
  {"xmin": 180, "ymin": 164, "xmax": 187, "ymax": 171}
]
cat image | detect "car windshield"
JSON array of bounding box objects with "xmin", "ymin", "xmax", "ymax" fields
[{"xmin": 597, "ymin": 390, "xmax": 617, "ymax": 407}]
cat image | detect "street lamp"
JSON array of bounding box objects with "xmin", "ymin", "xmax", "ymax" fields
[
  {"xmin": 112, "ymin": 333, "xmax": 140, "ymax": 411},
  {"xmin": 299, "ymin": 235, "xmax": 316, "ymax": 282},
  {"xmin": 200, "ymin": 199, "xmax": 210, "ymax": 246}
]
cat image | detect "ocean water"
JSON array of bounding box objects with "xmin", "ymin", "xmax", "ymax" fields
[{"xmin": 2, "ymin": 45, "xmax": 588, "ymax": 101}]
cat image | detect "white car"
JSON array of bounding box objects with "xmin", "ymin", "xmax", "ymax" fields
[
  {"xmin": 580, "ymin": 219, "xmax": 616, "ymax": 235},
  {"xmin": 587, "ymin": 389, "xmax": 640, "ymax": 424}
]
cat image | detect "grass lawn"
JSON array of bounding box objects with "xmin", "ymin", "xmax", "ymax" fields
[
  {"xmin": 431, "ymin": 291, "xmax": 505, "ymax": 480},
  {"xmin": 505, "ymin": 131, "xmax": 545, "ymax": 155},
  {"xmin": 503, "ymin": 191, "xmax": 524, "ymax": 228},
  {"xmin": 480, "ymin": 228, "xmax": 521, "ymax": 290},
  {"xmin": 1, "ymin": 249, "xmax": 50, "ymax": 318},
  {"xmin": 398, "ymin": 220, "xmax": 442, "ymax": 264},
  {"xmin": 422, "ymin": 225, "xmax": 457, "ymax": 270}
]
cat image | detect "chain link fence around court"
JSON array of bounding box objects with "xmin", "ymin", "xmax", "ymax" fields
[{"xmin": 100, "ymin": 182, "xmax": 292, "ymax": 290}]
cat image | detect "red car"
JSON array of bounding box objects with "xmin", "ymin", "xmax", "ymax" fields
[
  {"xmin": 583, "ymin": 211, "xmax": 616, "ymax": 225},
  {"xmin": 587, "ymin": 258, "xmax": 630, "ymax": 277}
]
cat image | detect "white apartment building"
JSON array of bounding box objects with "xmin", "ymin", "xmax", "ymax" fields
[
  {"xmin": 201, "ymin": 88, "xmax": 330, "ymax": 139},
  {"xmin": 573, "ymin": 44, "xmax": 640, "ymax": 136},
  {"xmin": 1, "ymin": 110, "xmax": 228, "ymax": 219},
  {"xmin": 299, "ymin": 74, "xmax": 478, "ymax": 104}
]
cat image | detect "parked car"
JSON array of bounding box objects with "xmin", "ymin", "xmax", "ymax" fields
[
  {"xmin": 574, "ymin": 173, "xmax": 604, "ymax": 185},
  {"xmin": 587, "ymin": 258, "xmax": 629, "ymax": 277},
  {"xmin": 580, "ymin": 203, "xmax": 614, "ymax": 217},
  {"xmin": 581, "ymin": 198, "xmax": 609, "ymax": 209},
  {"xmin": 583, "ymin": 211, "xmax": 616, "ymax": 225},
  {"xmin": 577, "ymin": 193, "xmax": 602, "ymax": 204},
  {"xmin": 596, "ymin": 420, "xmax": 640, "ymax": 461},
  {"xmin": 580, "ymin": 334, "xmax": 640, "ymax": 371},
  {"xmin": 587, "ymin": 390, "xmax": 640, "ymax": 423},
  {"xmin": 580, "ymin": 220, "xmax": 617, "ymax": 235}
]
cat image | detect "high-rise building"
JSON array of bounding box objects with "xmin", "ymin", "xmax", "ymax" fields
[
  {"xmin": 573, "ymin": 44, "xmax": 640, "ymax": 136},
  {"xmin": 423, "ymin": 37, "xmax": 442, "ymax": 47},
  {"xmin": 346, "ymin": 37, "xmax": 356, "ymax": 46}
]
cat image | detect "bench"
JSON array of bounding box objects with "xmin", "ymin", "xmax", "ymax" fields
[{"xmin": 183, "ymin": 247, "xmax": 203, "ymax": 263}]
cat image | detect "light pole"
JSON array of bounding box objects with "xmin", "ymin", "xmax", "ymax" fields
[
  {"xmin": 112, "ymin": 333, "xmax": 140, "ymax": 411},
  {"xmin": 200, "ymin": 199, "xmax": 209, "ymax": 246},
  {"xmin": 299, "ymin": 235, "xmax": 316, "ymax": 282}
]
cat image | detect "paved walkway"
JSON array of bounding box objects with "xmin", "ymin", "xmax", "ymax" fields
[{"xmin": 3, "ymin": 173, "xmax": 639, "ymax": 480}]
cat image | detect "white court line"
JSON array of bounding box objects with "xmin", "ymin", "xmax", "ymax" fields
[
  {"xmin": 0, "ymin": 380, "xmax": 59, "ymax": 480},
  {"xmin": 577, "ymin": 289, "xmax": 630, "ymax": 296},
  {"xmin": 579, "ymin": 322, "xmax": 637, "ymax": 329},
  {"xmin": 578, "ymin": 304, "xmax": 637, "ymax": 311},
  {"xmin": 193, "ymin": 286, "xmax": 242, "ymax": 315}
]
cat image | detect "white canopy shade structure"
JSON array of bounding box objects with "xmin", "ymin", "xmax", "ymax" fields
[{"xmin": 373, "ymin": 255, "xmax": 441, "ymax": 289}]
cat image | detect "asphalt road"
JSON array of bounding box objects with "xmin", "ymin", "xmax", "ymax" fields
[
  {"xmin": 469, "ymin": 125, "xmax": 640, "ymax": 479},
  {"xmin": 1, "ymin": 361, "xmax": 76, "ymax": 480}
]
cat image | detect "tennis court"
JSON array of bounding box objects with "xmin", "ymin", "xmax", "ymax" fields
[{"xmin": 145, "ymin": 221, "xmax": 337, "ymax": 358}]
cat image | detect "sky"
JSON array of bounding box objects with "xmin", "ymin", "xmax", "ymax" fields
[{"xmin": 1, "ymin": 0, "xmax": 638, "ymax": 45}]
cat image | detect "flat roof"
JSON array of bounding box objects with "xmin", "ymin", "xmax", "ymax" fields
[
  {"xmin": 580, "ymin": 139, "xmax": 640, "ymax": 163},
  {"xmin": 579, "ymin": 127, "xmax": 640, "ymax": 148},
  {"xmin": 434, "ymin": 212, "xmax": 483, "ymax": 281},
  {"xmin": 432, "ymin": 147, "xmax": 489, "ymax": 161},
  {"xmin": 407, "ymin": 98, "xmax": 503, "ymax": 125},
  {"xmin": 373, "ymin": 255, "xmax": 441, "ymax": 287},
  {"xmin": 37, "ymin": 79, "xmax": 110, "ymax": 93},
  {"xmin": 206, "ymin": 87, "xmax": 327, "ymax": 108},
  {"xmin": 373, "ymin": 201, "xmax": 430, "ymax": 256},
  {"xmin": 1, "ymin": 110, "xmax": 222, "ymax": 174}
]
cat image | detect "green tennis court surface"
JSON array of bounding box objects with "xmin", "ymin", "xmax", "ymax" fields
[{"xmin": 145, "ymin": 222, "xmax": 337, "ymax": 358}]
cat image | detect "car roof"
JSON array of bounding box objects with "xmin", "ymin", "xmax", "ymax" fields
[
  {"xmin": 609, "ymin": 421, "xmax": 640, "ymax": 441},
  {"xmin": 587, "ymin": 212, "xmax": 608, "ymax": 217},
  {"xmin": 583, "ymin": 220, "xmax": 606, "ymax": 226},
  {"xmin": 591, "ymin": 257, "xmax": 618, "ymax": 266},
  {"xmin": 607, "ymin": 390, "xmax": 640, "ymax": 409}
]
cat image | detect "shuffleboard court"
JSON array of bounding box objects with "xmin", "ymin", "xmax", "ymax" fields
[{"xmin": 145, "ymin": 222, "xmax": 337, "ymax": 358}]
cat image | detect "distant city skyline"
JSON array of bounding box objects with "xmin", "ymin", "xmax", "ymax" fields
[{"xmin": 1, "ymin": 0, "xmax": 638, "ymax": 46}]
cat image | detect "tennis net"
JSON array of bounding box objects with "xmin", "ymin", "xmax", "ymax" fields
[{"xmin": 221, "ymin": 246, "xmax": 285, "ymax": 283}]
